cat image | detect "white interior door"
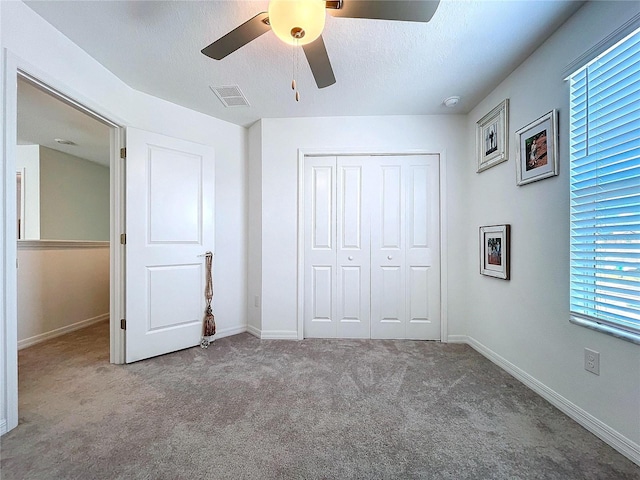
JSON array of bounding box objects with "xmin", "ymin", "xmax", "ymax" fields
[
  {"xmin": 303, "ymin": 154, "xmax": 440, "ymax": 340},
  {"xmin": 370, "ymin": 155, "xmax": 440, "ymax": 340},
  {"xmin": 126, "ymin": 128, "xmax": 214, "ymax": 363}
]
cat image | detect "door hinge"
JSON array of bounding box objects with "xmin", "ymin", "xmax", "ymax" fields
[
  {"xmin": 120, "ymin": 147, "xmax": 126, "ymax": 159},
  {"xmin": 120, "ymin": 319, "xmax": 126, "ymax": 330},
  {"xmin": 120, "ymin": 233, "xmax": 126, "ymax": 245}
]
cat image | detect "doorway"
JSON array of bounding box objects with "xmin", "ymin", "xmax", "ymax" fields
[
  {"xmin": 302, "ymin": 154, "xmax": 441, "ymax": 340},
  {"xmin": 16, "ymin": 76, "xmax": 112, "ymax": 351},
  {"xmin": 1, "ymin": 63, "xmax": 125, "ymax": 434}
]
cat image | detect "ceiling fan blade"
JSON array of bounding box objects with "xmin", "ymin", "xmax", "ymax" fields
[
  {"xmin": 201, "ymin": 12, "xmax": 271, "ymax": 60},
  {"xmin": 327, "ymin": 0, "xmax": 440, "ymax": 22},
  {"xmin": 302, "ymin": 35, "xmax": 336, "ymax": 89}
]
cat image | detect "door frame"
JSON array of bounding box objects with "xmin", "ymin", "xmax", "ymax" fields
[
  {"xmin": 1, "ymin": 51, "xmax": 126, "ymax": 434},
  {"xmin": 296, "ymin": 148, "xmax": 449, "ymax": 341}
]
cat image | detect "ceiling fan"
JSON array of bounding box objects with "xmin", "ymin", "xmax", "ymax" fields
[{"xmin": 201, "ymin": 0, "xmax": 440, "ymax": 89}]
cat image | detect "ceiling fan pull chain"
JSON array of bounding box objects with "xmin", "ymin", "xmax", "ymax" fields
[
  {"xmin": 291, "ymin": 38, "xmax": 301, "ymax": 102},
  {"xmin": 292, "ymin": 40, "xmax": 296, "ymax": 91}
]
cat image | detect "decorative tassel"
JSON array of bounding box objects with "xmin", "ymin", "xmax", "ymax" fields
[
  {"xmin": 200, "ymin": 251, "xmax": 215, "ymax": 348},
  {"xmin": 203, "ymin": 305, "xmax": 216, "ymax": 337}
]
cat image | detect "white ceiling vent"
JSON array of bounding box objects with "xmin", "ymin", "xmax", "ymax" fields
[{"xmin": 210, "ymin": 85, "xmax": 250, "ymax": 108}]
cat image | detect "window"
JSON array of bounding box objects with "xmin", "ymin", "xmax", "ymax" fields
[{"xmin": 569, "ymin": 27, "xmax": 640, "ymax": 344}]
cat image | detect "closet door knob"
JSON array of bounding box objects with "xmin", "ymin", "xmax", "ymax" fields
[
  {"xmin": 348, "ymin": 256, "xmax": 354, "ymax": 261},
  {"xmin": 387, "ymin": 255, "xmax": 393, "ymax": 260}
]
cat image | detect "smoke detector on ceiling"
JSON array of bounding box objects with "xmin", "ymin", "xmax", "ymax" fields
[
  {"xmin": 210, "ymin": 85, "xmax": 250, "ymax": 108},
  {"xmin": 443, "ymin": 96, "xmax": 460, "ymax": 108}
]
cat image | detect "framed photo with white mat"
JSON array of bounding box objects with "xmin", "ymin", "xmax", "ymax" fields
[
  {"xmin": 516, "ymin": 109, "xmax": 558, "ymax": 185},
  {"xmin": 480, "ymin": 224, "xmax": 510, "ymax": 280}
]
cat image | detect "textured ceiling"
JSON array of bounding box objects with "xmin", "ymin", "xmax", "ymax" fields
[
  {"xmin": 24, "ymin": 0, "xmax": 584, "ymax": 127},
  {"xmin": 17, "ymin": 77, "xmax": 111, "ymax": 167}
]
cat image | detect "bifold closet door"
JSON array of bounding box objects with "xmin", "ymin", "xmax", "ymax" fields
[
  {"xmin": 370, "ymin": 155, "xmax": 440, "ymax": 340},
  {"xmin": 304, "ymin": 154, "xmax": 440, "ymax": 340},
  {"xmin": 303, "ymin": 156, "xmax": 371, "ymax": 338}
]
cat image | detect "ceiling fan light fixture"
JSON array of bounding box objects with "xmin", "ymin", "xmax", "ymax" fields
[{"xmin": 268, "ymin": 0, "xmax": 326, "ymax": 46}]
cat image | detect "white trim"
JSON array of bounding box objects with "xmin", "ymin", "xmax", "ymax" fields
[
  {"xmin": 0, "ymin": 419, "xmax": 7, "ymax": 436},
  {"xmin": 247, "ymin": 325, "xmax": 262, "ymax": 339},
  {"xmin": 562, "ymin": 13, "xmax": 640, "ymax": 79},
  {"xmin": 439, "ymin": 150, "xmax": 448, "ymax": 342},
  {"xmin": 213, "ymin": 325, "xmax": 248, "ymax": 340},
  {"xmin": 18, "ymin": 240, "xmax": 109, "ymax": 249},
  {"xmin": 110, "ymin": 127, "xmax": 125, "ymax": 365},
  {"xmin": 18, "ymin": 313, "xmax": 109, "ymax": 350},
  {"xmin": 19, "ymin": 71, "xmax": 121, "ymax": 128},
  {"xmin": 464, "ymin": 335, "xmax": 640, "ymax": 466},
  {"xmin": 260, "ymin": 330, "xmax": 299, "ymax": 340},
  {"xmin": 570, "ymin": 315, "xmax": 640, "ymax": 345},
  {"xmin": 446, "ymin": 335, "xmax": 468, "ymax": 344},
  {"xmin": 297, "ymin": 147, "xmax": 449, "ymax": 341},
  {"xmin": 296, "ymin": 150, "xmax": 305, "ymax": 340},
  {"xmin": 3, "ymin": 49, "xmax": 20, "ymax": 434}
]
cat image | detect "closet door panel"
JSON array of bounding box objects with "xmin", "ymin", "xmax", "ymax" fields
[
  {"xmin": 304, "ymin": 158, "xmax": 337, "ymax": 338},
  {"xmin": 336, "ymin": 157, "xmax": 370, "ymax": 338}
]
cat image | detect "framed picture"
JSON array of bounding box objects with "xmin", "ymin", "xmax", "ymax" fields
[
  {"xmin": 480, "ymin": 224, "xmax": 510, "ymax": 280},
  {"xmin": 516, "ymin": 109, "xmax": 558, "ymax": 185},
  {"xmin": 477, "ymin": 99, "xmax": 509, "ymax": 172}
]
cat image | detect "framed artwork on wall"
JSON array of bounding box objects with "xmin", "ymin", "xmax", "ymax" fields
[
  {"xmin": 516, "ymin": 109, "xmax": 559, "ymax": 185},
  {"xmin": 480, "ymin": 224, "xmax": 510, "ymax": 280},
  {"xmin": 477, "ymin": 99, "xmax": 509, "ymax": 172}
]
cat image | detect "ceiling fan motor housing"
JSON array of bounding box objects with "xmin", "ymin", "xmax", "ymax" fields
[{"xmin": 291, "ymin": 27, "xmax": 306, "ymax": 39}]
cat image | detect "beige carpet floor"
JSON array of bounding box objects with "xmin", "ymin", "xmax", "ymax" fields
[{"xmin": 1, "ymin": 321, "xmax": 638, "ymax": 479}]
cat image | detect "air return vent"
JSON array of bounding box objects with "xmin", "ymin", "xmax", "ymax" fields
[{"xmin": 210, "ymin": 85, "xmax": 250, "ymax": 107}]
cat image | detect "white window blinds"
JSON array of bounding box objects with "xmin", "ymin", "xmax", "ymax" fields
[{"xmin": 569, "ymin": 28, "xmax": 640, "ymax": 342}]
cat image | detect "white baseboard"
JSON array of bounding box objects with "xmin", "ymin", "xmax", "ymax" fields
[
  {"xmin": 0, "ymin": 418, "xmax": 7, "ymax": 436},
  {"xmin": 463, "ymin": 335, "xmax": 640, "ymax": 467},
  {"xmin": 246, "ymin": 325, "xmax": 261, "ymax": 339},
  {"xmin": 260, "ymin": 329, "xmax": 299, "ymax": 340},
  {"xmin": 213, "ymin": 324, "xmax": 247, "ymax": 340},
  {"xmin": 244, "ymin": 326, "xmax": 298, "ymax": 340},
  {"xmin": 18, "ymin": 313, "xmax": 109, "ymax": 350},
  {"xmin": 447, "ymin": 334, "xmax": 468, "ymax": 343}
]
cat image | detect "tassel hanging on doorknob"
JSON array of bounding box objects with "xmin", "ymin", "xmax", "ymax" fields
[{"xmin": 201, "ymin": 251, "xmax": 216, "ymax": 348}]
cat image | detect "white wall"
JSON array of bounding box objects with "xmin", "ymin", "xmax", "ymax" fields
[
  {"xmin": 39, "ymin": 146, "xmax": 109, "ymax": 241},
  {"xmin": 1, "ymin": 1, "xmax": 248, "ymax": 431},
  {"xmin": 17, "ymin": 242, "xmax": 109, "ymax": 347},
  {"xmin": 464, "ymin": 0, "xmax": 640, "ymax": 456},
  {"xmin": 252, "ymin": 115, "xmax": 469, "ymax": 338},
  {"xmin": 16, "ymin": 144, "xmax": 40, "ymax": 239}
]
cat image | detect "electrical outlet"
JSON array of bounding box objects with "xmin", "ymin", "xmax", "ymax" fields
[{"xmin": 584, "ymin": 348, "xmax": 600, "ymax": 375}]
